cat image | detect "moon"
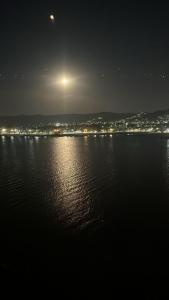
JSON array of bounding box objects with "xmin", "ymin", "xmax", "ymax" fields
[
  {"xmin": 56, "ymin": 76, "xmax": 74, "ymax": 88},
  {"xmin": 61, "ymin": 78, "xmax": 69, "ymax": 86},
  {"xmin": 52, "ymin": 74, "xmax": 75, "ymax": 89}
]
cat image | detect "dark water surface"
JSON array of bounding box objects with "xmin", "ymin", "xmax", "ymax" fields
[{"xmin": 0, "ymin": 135, "xmax": 169, "ymax": 278}]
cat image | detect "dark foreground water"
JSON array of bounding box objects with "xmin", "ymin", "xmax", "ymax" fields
[{"xmin": 0, "ymin": 135, "xmax": 169, "ymax": 279}]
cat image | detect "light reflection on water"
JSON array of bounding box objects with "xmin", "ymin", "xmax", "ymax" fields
[{"xmin": 51, "ymin": 137, "xmax": 95, "ymax": 228}]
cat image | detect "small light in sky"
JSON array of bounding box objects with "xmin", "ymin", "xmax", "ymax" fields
[
  {"xmin": 49, "ymin": 14, "xmax": 55, "ymax": 23},
  {"xmin": 160, "ymin": 73, "xmax": 166, "ymax": 80}
]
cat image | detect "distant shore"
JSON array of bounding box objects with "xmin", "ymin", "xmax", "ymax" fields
[{"xmin": 1, "ymin": 132, "xmax": 169, "ymax": 137}]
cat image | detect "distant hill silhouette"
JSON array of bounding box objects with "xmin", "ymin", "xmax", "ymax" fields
[{"xmin": 0, "ymin": 109, "xmax": 169, "ymax": 127}]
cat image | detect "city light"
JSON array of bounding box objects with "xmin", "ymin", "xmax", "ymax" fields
[{"xmin": 1, "ymin": 112, "xmax": 169, "ymax": 137}]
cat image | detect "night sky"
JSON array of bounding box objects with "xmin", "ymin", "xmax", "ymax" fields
[{"xmin": 1, "ymin": 1, "xmax": 169, "ymax": 115}]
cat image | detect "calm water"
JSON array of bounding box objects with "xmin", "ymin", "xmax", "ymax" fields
[{"xmin": 0, "ymin": 135, "xmax": 169, "ymax": 277}]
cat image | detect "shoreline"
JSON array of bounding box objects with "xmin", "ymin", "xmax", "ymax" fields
[{"xmin": 1, "ymin": 132, "xmax": 169, "ymax": 138}]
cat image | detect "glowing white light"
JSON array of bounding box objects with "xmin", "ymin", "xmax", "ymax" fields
[
  {"xmin": 50, "ymin": 14, "xmax": 55, "ymax": 21},
  {"xmin": 51, "ymin": 74, "xmax": 75, "ymax": 89},
  {"xmin": 61, "ymin": 78, "xmax": 69, "ymax": 85},
  {"xmin": 58, "ymin": 76, "xmax": 73, "ymax": 88}
]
